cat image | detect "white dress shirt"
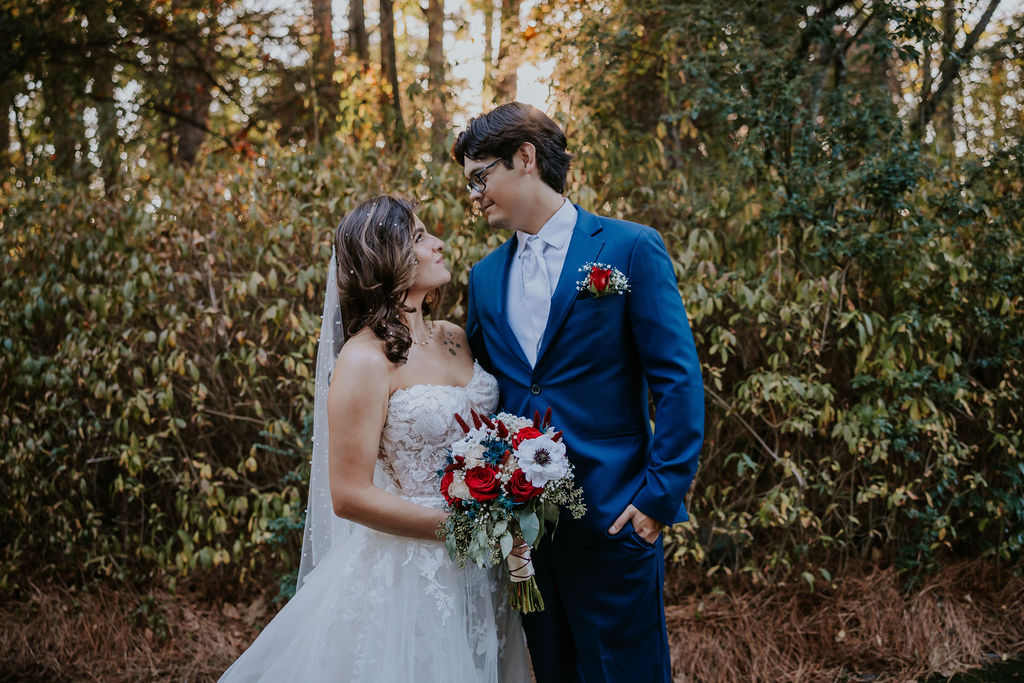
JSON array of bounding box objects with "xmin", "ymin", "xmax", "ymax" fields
[{"xmin": 507, "ymin": 199, "xmax": 578, "ymax": 367}]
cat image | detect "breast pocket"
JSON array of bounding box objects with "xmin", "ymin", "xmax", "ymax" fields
[{"xmin": 570, "ymin": 292, "xmax": 627, "ymax": 318}]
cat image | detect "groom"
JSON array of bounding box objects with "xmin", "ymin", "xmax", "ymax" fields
[{"xmin": 454, "ymin": 102, "xmax": 704, "ymax": 682}]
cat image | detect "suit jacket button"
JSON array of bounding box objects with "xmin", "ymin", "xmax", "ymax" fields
[{"xmin": 530, "ymin": 384, "xmax": 541, "ymax": 395}]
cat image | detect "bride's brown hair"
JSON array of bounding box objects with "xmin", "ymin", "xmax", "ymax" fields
[{"xmin": 334, "ymin": 195, "xmax": 434, "ymax": 364}]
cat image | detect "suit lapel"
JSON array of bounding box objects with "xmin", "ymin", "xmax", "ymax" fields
[{"xmin": 536, "ymin": 207, "xmax": 605, "ymax": 365}]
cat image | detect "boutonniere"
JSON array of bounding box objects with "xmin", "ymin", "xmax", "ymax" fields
[{"xmin": 576, "ymin": 262, "xmax": 630, "ymax": 298}]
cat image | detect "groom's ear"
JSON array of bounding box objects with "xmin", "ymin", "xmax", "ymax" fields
[{"xmin": 515, "ymin": 142, "xmax": 537, "ymax": 175}]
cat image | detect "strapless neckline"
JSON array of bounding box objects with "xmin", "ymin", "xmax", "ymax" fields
[{"xmin": 390, "ymin": 361, "xmax": 483, "ymax": 400}]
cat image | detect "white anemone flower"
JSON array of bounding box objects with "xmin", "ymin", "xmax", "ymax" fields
[{"xmin": 515, "ymin": 436, "xmax": 569, "ymax": 487}]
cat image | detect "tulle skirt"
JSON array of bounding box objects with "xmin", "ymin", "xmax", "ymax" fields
[{"xmin": 220, "ymin": 496, "xmax": 530, "ymax": 683}]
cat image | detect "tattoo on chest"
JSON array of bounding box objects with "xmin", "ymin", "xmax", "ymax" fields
[{"xmin": 440, "ymin": 331, "xmax": 463, "ymax": 357}]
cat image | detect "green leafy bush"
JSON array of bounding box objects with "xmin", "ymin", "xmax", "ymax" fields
[
  {"xmin": 551, "ymin": 0, "xmax": 1024, "ymax": 579},
  {"xmin": 0, "ymin": 143, "xmax": 480, "ymax": 592}
]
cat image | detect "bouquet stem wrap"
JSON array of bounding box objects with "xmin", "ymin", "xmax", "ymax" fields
[{"xmin": 506, "ymin": 545, "xmax": 544, "ymax": 612}]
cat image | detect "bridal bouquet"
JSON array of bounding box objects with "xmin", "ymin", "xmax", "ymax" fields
[{"xmin": 437, "ymin": 408, "xmax": 586, "ymax": 612}]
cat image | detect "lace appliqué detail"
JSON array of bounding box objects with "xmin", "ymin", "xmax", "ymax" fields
[{"xmin": 379, "ymin": 362, "xmax": 498, "ymax": 496}]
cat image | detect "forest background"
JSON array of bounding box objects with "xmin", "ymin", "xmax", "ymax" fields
[{"xmin": 1, "ymin": 0, "xmax": 1023, "ymax": 680}]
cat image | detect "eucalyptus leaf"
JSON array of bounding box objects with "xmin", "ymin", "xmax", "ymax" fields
[
  {"xmin": 500, "ymin": 532, "xmax": 513, "ymax": 560},
  {"xmin": 518, "ymin": 510, "xmax": 540, "ymax": 546},
  {"xmin": 445, "ymin": 533, "xmax": 457, "ymax": 561}
]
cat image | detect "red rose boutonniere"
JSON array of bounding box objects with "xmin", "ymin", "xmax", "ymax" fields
[{"xmin": 577, "ymin": 262, "xmax": 630, "ymax": 298}]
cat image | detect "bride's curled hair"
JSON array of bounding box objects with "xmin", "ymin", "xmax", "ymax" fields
[{"xmin": 334, "ymin": 195, "xmax": 429, "ymax": 364}]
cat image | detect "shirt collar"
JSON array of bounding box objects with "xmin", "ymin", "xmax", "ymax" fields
[{"xmin": 516, "ymin": 199, "xmax": 576, "ymax": 253}]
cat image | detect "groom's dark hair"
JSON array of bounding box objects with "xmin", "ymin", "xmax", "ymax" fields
[{"xmin": 452, "ymin": 102, "xmax": 572, "ymax": 194}]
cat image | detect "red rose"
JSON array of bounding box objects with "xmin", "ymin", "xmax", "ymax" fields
[
  {"xmin": 512, "ymin": 427, "xmax": 543, "ymax": 448},
  {"xmin": 506, "ymin": 468, "xmax": 543, "ymax": 503},
  {"xmin": 590, "ymin": 267, "xmax": 612, "ymax": 293},
  {"xmin": 464, "ymin": 466, "xmax": 501, "ymax": 501}
]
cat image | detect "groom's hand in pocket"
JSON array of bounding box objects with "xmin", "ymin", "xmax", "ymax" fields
[{"xmin": 608, "ymin": 504, "xmax": 663, "ymax": 544}]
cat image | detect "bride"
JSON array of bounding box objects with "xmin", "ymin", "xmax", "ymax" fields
[{"xmin": 220, "ymin": 196, "xmax": 530, "ymax": 682}]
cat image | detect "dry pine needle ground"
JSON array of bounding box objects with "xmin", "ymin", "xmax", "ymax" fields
[
  {"xmin": 1, "ymin": 561, "xmax": 1021, "ymax": 682},
  {"xmin": 666, "ymin": 561, "xmax": 1024, "ymax": 682}
]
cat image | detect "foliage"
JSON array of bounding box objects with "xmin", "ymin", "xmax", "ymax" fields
[
  {"xmin": 548, "ymin": 0, "xmax": 1024, "ymax": 579},
  {"xmin": 1, "ymin": 0, "xmax": 1022, "ymax": 594},
  {"xmin": 3, "ymin": 0, "xmax": 288, "ymax": 174},
  {"xmin": 0, "ymin": 142, "xmax": 481, "ymax": 593}
]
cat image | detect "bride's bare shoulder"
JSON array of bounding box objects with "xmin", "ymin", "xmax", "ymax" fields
[{"xmin": 330, "ymin": 331, "xmax": 393, "ymax": 398}]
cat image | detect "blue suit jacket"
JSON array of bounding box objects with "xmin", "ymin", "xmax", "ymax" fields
[{"xmin": 466, "ymin": 206, "xmax": 704, "ymax": 542}]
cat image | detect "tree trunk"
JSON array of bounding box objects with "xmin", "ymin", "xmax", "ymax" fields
[
  {"xmin": 482, "ymin": 0, "xmax": 495, "ymax": 101},
  {"xmin": 312, "ymin": 0, "xmax": 335, "ymax": 72},
  {"xmin": 920, "ymin": 33, "xmax": 932, "ymax": 134},
  {"xmin": 380, "ymin": 0, "xmax": 405, "ymax": 138},
  {"xmin": 348, "ymin": 0, "xmax": 369, "ymax": 63},
  {"xmin": 0, "ymin": 79, "xmax": 12, "ymax": 173},
  {"xmin": 494, "ymin": 0, "xmax": 520, "ymax": 102},
  {"xmin": 84, "ymin": 3, "xmax": 120, "ymax": 191},
  {"xmin": 172, "ymin": 41, "xmax": 213, "ymax": 166},
  {"xmin": 41, "ymin": 0, "xmax": 82, "ymax": 176},
  {"xmin": 45, "ymin": 70, "xmax": 85, "ymax": 176},
  {"xmin": 939, "ymin": 0, "xmax": 956, "ymax": 147},
  {"xmin": 424, "ymin": 0, "xmax": 447, "ymax": 158},
  {"xmin": 911, "ymin": 0, "xmax": 1002, "ymax": 138},
  {"xmin": 93, "ymin": 59, "xmax": 121, "ymax": 193},
  {"xmin": 312, "ymin": 0, "xmax": 337, "ymax": 134}
]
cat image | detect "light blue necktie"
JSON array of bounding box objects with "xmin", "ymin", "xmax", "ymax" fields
[{"xmin": 520, "ymin": 235, "xmax": 551, "ymax": 366}]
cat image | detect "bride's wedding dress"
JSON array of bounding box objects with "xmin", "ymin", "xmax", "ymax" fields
[{"xmin": 220, "ymin": 362, "xmax": 529, "ymax": 682}]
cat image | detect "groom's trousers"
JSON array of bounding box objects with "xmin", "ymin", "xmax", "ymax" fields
[{"xmin": 521, "ymin": 528, "xmax": 671, "ymax": 683}]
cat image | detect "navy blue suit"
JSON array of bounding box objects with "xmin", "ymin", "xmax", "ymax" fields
[{"xmin": 466, "ymin": 206, "xmax": 704, "ymax": 682}]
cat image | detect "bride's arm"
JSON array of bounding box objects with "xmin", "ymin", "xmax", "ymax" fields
[{"xmin": 326, "ymin": 342, "xmax": 447, "ymax": 541}]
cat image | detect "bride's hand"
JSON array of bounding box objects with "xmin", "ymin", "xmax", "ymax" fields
[
  {"xmin": 507, "ymin": 538, "xmax": 535, "ymax": 581},
  {"xmin": 510, "ymin": 537, "xmax": 531, "ymax": 559}
]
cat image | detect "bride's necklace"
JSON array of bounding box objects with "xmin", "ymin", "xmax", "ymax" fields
[{"xmin": 411, "ymin": 321, "xmax": 435, "ymax": 346}]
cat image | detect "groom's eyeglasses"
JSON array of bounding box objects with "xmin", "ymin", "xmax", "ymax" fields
[{"xmin": 466, "ymin": 158, "xmax": 503, "ymax": 194}]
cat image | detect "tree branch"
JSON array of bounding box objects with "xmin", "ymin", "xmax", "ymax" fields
[
  {"xmin": 789, "ymin": 0, "xmax": 852, "ymax": 78},
  {"xmin": 912, "ymin": 0, "xmax": 1003, "ymax": 137},
  {"xmin": 704, "ymin": 383, "xmax": 808, "ymax": 489},
  {"xmin": 83, "ymin": 90, "xmax": 236, "ymax": 148}
]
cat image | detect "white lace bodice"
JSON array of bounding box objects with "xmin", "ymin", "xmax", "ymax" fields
[{"xmin": 379, "ymin": 362, "xmax": 498, "ymax": 496}]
